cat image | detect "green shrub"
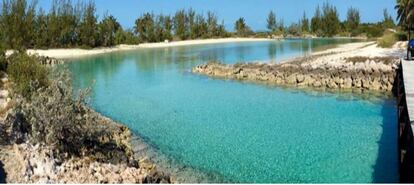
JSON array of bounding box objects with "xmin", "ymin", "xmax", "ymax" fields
[
  {"xmin": 377, "ymin": 32, "xmax": 397, "ymax": 48},
  {"xmin": 7, "ymin": 53, "xmax": 49, "ymax": 98},
  {"xmin": 358, "ymin": 24, "xmax": 383, "ymax": 38}
]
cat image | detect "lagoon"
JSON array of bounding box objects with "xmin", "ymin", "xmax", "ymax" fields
[{"xmin": 67, "ymin": 39, "xmax": 398, "ymax": 183}]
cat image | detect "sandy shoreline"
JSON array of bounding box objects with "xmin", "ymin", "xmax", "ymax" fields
[{"xmin": 18, "ymin": 38, "xmax": 272, "ymax": 59}]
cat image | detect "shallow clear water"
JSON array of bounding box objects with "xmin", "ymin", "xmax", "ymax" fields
[{"xmin": 67, "ymin": 39, "xmax": 398, "ymax": 183}]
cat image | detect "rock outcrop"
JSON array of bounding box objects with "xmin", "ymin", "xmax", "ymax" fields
[
  {"xmin": 0, "ymin": 108, "xmax": 172, "ymax": 183},
  {"xmin": 192, "ymin": 56, "xmax": 399, "ymax": 92},
  {"xmin": 0, "ymin": 143, "xmax": 169, "ymax": 183}
]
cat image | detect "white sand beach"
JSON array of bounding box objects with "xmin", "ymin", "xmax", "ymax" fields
[{"xmin": 21, "ymin": 38, "xmax": 272, "ymax": 59}]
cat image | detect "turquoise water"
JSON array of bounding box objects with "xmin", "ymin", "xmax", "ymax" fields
[{"xmin": 67, "ymin": 39, "xmax": 398, "ymax": 183}]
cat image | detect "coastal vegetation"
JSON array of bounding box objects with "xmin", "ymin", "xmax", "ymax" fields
[
  {"xmin": 0, "ymin": 52, "xmax": 171, "ymax": 183},
  {"xmin": 378, "ymin": 30, "xmax": 398, "ymax": 48},
  {"xmin": 266, "ymin": 3, "xmax": 396, "ymax": 38},
  {"xmin": 0, "ymin": 0, "xmax": 410, "ymax": 52},
  {"xmin": 133, "ymin": 10, "xmax": 228, "ymax": 43},
  {"xmin": 0, "ymin": 0, "xmax": 138, "ymax": 50},
  {"xmin": 235, "ymin": 17, "xmax": 253, "ymax": 37}
]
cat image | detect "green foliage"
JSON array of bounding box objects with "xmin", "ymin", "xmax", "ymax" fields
[
  {"xmin": 345, "ymin": 7, "xmax": 360, "ymax": 36},
  {"xmin": 173, "ymin": 9, "xmax": 188, "ymax": 40},
  {"xmin": 359, "ymin": 23, "xmax": 384, "ymax": 38},
  {"xmin": 377, "ymin": 32, "xmax": 397, "ymax": 48},
  {"xmin": 133, "ymin": 9, "xmax": 228, "ymax": 42},
  {"xmin": 382, "ymin": 9, "xmax": 395, "ymax": 29},
  {"xmin": 395, "ymin": 0, "xmax": 414, "ymax": 29},
  {"xmin": 287, "ymin": 22, "xmax": 302, "ymax": 36},
  {"xmin": 301, "ymin": 12, "xmax": 309, "ymax": 33},
  {"xmin": 267, "ymin": 11, "xmax": 277, "ymax": 32},
  {"xmin": 34, "ymin": 9, "xmax": 49, "ymax": 48},
  {"xmin": 194, "ymin": 14, "xmax": 208, "ymax": 38},
  {"xmin": 0, "ymin": 0, "xmax": 37, "ymax": 50},
  {"xmin": 206, "ymin": 11, "xmax": 219, "ymax": 38},
  {"xmin": 311, "ymin": 5, "xmax": 322, "ymax": 36},
  {"xmin": 7, "ymin": 52, "xmax": 49, "ymax": 98},
  {"xmin": 321, "ymin": 2, "xmax": 340, "ymax": 37},
  {"xmin": 134, "ymin": 13, "xmax": 156, "ymax": 42},
  {"xmin": 115, "ymin": 29, "xmax": 139, "ymax": 45},
  {"xmin": 98, "ymin": 15, "xmax": 121, "ymax": 47},
  {"xmin": 78, "ymin": 1, "xmax": 97, "ymax": 48},
  {"xmin": 235, "ymin": 17, "xmax": 252, "ymax": 37},
  {"xmin": 46, "ymin": 0, "xmax": 80, "ymax": 48},
  {"xmin": 0, "ymin": 0, "xmax": 133, "ymax": 49}
]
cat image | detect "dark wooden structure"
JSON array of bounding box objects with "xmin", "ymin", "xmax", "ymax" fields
[{"xmin": 398, "ymin": 60, "xmax": 414, "ymax": 182}]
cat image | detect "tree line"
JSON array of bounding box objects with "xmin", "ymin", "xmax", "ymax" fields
[
  {"xmin": 266, "ymin": 2, "xmax": 396, "ymax": 37},
  {"xmin": 0, "ymin": 0, "xmax": 234, "ymax": 50},
  {"xmin": 133, "ymin": 9, "xmax": 229, "ymax": 43},
  {"xmin": 0, "ymin": 0, "xmax": 404, "ymax": 51},
  {"xmin": 0, "ymin": 0, "xmax": 139, "ymax": 50}
]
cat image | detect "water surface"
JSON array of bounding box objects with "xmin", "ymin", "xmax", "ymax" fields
[{"xmin": 67, "ymin": 39, "xmax": 398, "ymax": 183}]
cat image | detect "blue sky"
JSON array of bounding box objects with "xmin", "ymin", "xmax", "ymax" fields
[{"xmin": 38, "ymin": 0, "xmax": 398, "ymax": 31}]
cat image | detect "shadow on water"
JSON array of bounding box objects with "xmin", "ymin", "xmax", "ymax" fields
[
  {"xmin": 0, "ymin": 161, "xmax": 6, "ymax": 183},
  {"xmin": 372, "ymin": 100, "xmax": 399, "ymax": 183}
]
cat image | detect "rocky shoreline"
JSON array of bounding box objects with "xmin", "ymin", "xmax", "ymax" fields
[
  {"xmin": 0, "ymin": 106, "xmax": 172, "ymax": 183},
  {"xmin": 0, "ymin": 69, "xmax": 173, "ymax": 183},
  {"xmin": 192, "ymin": 42, "xmax": 402, "ymax": 92}
]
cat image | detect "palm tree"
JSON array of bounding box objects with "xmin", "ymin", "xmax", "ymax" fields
[{"xmin": 396, "ymin": 0, "xmax": 414, "ymax": 29}]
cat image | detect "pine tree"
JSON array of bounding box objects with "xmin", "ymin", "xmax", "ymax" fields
[
  {"xmin": 321, "ymin": 2, "xmax": 340, "ymax": 37},
  {"xmin": 235, "ymin": 17, "xmax": 251, "ymax": 37},
  {"xmin": 301, "ymin": 12, "xmax": 309, "ymax": 33},
  {"xmin": 311, "ymin": 5, "xmax": 322, "ymax": 36},
  {"xmin": 78, "ymin": 1, "xmax": 98, "ymax": 47},
  {"xmin": 267, "ymin": 11, "xmax": 277, "ymax": 32},
  {"xmin": 173, "ymin": 9, "xmax": 188, "ymax": 40},
  {"xmin": 134, "ymin": 13, "xmax": 155, "ymax": 42},
  {"xmin": 187, "ymin": 8, "xmax": 196, "ymax": 39},
  {"xmin": 1, "ymin": 0, "xmax": 37, "ymax": 50},
  {"xmin": 345, "ymin": 7, "xmax": 360, "ymax": 36},
  {"xmin": 207, "ymin": 11, "xmax": 218, "ymax": 37},
  {"xmin": 98, "ymin": 14, "xmax": 121, "ymax": 46},
  {"xmin": 34, "ymin": 8, "xmax": 49, "ymax": 48},
  {"xmin": 382, "ymin": 9, "xmax": 395, "ymax": 29}
]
